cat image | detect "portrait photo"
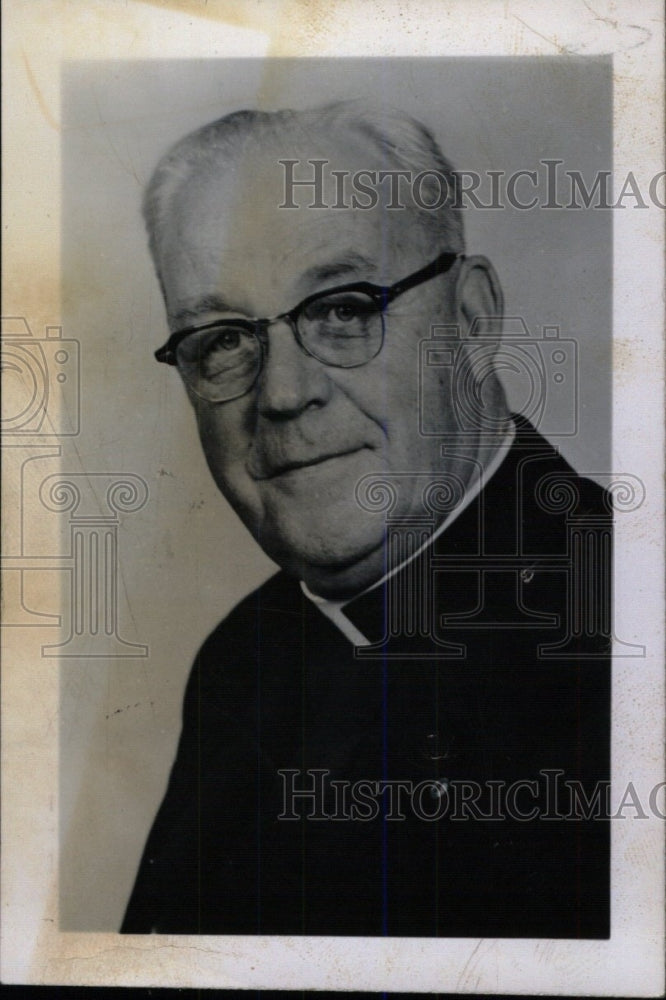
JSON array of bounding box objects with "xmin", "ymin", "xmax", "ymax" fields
[{"xmin": 65, "ymin": 54, "xmax": 618, "ymax": 936}]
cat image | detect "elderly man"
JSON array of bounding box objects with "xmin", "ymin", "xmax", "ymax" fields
[{"xmin": 122, "ymin": 102, "xmax": 610, "ymax": 937}]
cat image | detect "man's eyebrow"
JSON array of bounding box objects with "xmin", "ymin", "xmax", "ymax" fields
[
  {"xmin": 171, "ymin": 253, "xmax": 378, "ymax": 325},
  {"xmin": 300, "ymin": 252, "xmax": 378, "ymax": 287},
  {"xmin": 171, "ymin": 294, "xmax": 235, "ymax": 325}
]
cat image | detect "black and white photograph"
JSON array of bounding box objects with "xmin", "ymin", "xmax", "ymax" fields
[{"xmin": 1, "ymin": 1, "xmax": 664, "ymax": 993}]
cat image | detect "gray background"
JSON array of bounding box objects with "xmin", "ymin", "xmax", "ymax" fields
[{"xmin": 59, "ymin": 57, "xmax": 611, "ymax": 929}]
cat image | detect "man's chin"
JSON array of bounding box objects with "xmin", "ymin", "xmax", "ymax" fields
[{"xmin": 263, "ymin": 525, "xmax": 388, "ymax": 599}]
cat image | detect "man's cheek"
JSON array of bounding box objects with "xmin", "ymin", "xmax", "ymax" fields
[
  {"xmin": 195, "ymin": 423, "xmax": 244, "ymax": 501},
  {"xmin": 198, "ymin": 409, "xmax": 242, "ymax": 462}
]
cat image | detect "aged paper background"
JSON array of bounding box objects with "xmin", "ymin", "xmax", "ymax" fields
[{"xmin": 2, "ymin": 0, "xmax": 664, "ymax": 992}]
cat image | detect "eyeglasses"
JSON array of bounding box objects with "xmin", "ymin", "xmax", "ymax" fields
[{"xmin": 155, "ymin": 250, "xmax": 464, "ymax": 403}]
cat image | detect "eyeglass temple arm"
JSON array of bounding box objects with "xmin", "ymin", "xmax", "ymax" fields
[{"xmin": 383, "ymin": 251, "xmax": 463, "ymax": 306}]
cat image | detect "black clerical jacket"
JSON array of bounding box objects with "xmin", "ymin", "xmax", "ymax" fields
[{"xmin": 122, "ymin": 418, "xmax": 611, "ymax": 937}]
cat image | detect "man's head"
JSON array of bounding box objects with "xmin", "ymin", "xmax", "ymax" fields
[{"xmin": 145, "ymin": 101, "xmax": 508, "ymax": 597}]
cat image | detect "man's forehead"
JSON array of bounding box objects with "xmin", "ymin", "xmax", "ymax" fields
[
  {"xmin": 178, "ymin": 125, "xmax": 385, "ymax": 211},
  {"xmin": 160, "ymin": 124, "xmax": 434, "ymax": 318}
]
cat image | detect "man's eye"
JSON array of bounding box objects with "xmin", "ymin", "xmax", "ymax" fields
[
  {"xmin": 306, "ymin": 294, "xmax": 376, "ymax": 326},
  {"xmin": 193, "ymin": 326, "xmax": 251, "ymax": 362},
  {"xmin": 177, "ymin": 325, "xmax": 257, "ymax": 382},
  {"xmin": 208, "ymin": 328, "xmax": 243, "ymax": 352},
  {"xmin": 331, "ymin": 302, "xmax": 360, "ymax": 322}
]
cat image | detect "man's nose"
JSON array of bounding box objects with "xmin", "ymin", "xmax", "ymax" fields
[{"xmin": 255, "ymin": 318, "xmax": 332, "ymax": 419}]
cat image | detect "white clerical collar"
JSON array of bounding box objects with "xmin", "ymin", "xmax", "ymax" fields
[{"xmin": 300, "ymin": 420, "xmax": 516, "ymax": 647}]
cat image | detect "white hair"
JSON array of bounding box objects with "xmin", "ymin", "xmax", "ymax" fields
[{"xmin": 143, "ymin": 99, "xmax": 466, "ymax": 289}]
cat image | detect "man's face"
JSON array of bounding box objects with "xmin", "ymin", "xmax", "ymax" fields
[{"xmin": 157, "ymin": 130, "xmax": 473, "ymax": 596}]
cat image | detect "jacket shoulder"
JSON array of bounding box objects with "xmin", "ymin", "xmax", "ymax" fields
[
  {"xmin": 199, "ymin": 569, "xmax": 302, "ymax": 652},
  {"xmin": 180, "ymin": 570, "xmax": 301, "ymax": 716},
  {"xmin": 511, "ymin": 415, "xmax": 611, "ymax": 519}
]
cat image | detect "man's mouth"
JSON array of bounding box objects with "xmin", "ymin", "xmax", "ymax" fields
[{"xmin": 251, "ymin": 447, "xmax": 367, "ymax": 481}]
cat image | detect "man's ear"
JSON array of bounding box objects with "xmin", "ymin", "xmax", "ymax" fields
[
  {"xmin": 454, "ymin": 255, "xmax": 504, "ymax": 338},
  {"xmin": 449, "ymin": 254, "xmax": 509, "ymax": 431}
]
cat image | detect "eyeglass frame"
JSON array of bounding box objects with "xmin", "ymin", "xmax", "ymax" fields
[{"xmin": 154, "ymin": 249, "xmax": 465, "ymax": 394}]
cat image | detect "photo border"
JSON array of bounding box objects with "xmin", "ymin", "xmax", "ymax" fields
[{"xmin": 1, "ymin": 1, "xmax": 664, "ymax": 994}]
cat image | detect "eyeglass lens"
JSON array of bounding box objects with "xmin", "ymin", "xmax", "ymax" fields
[{"xmin": 176, "ymin": 290, "xmax": 384, "ymax": 402}]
